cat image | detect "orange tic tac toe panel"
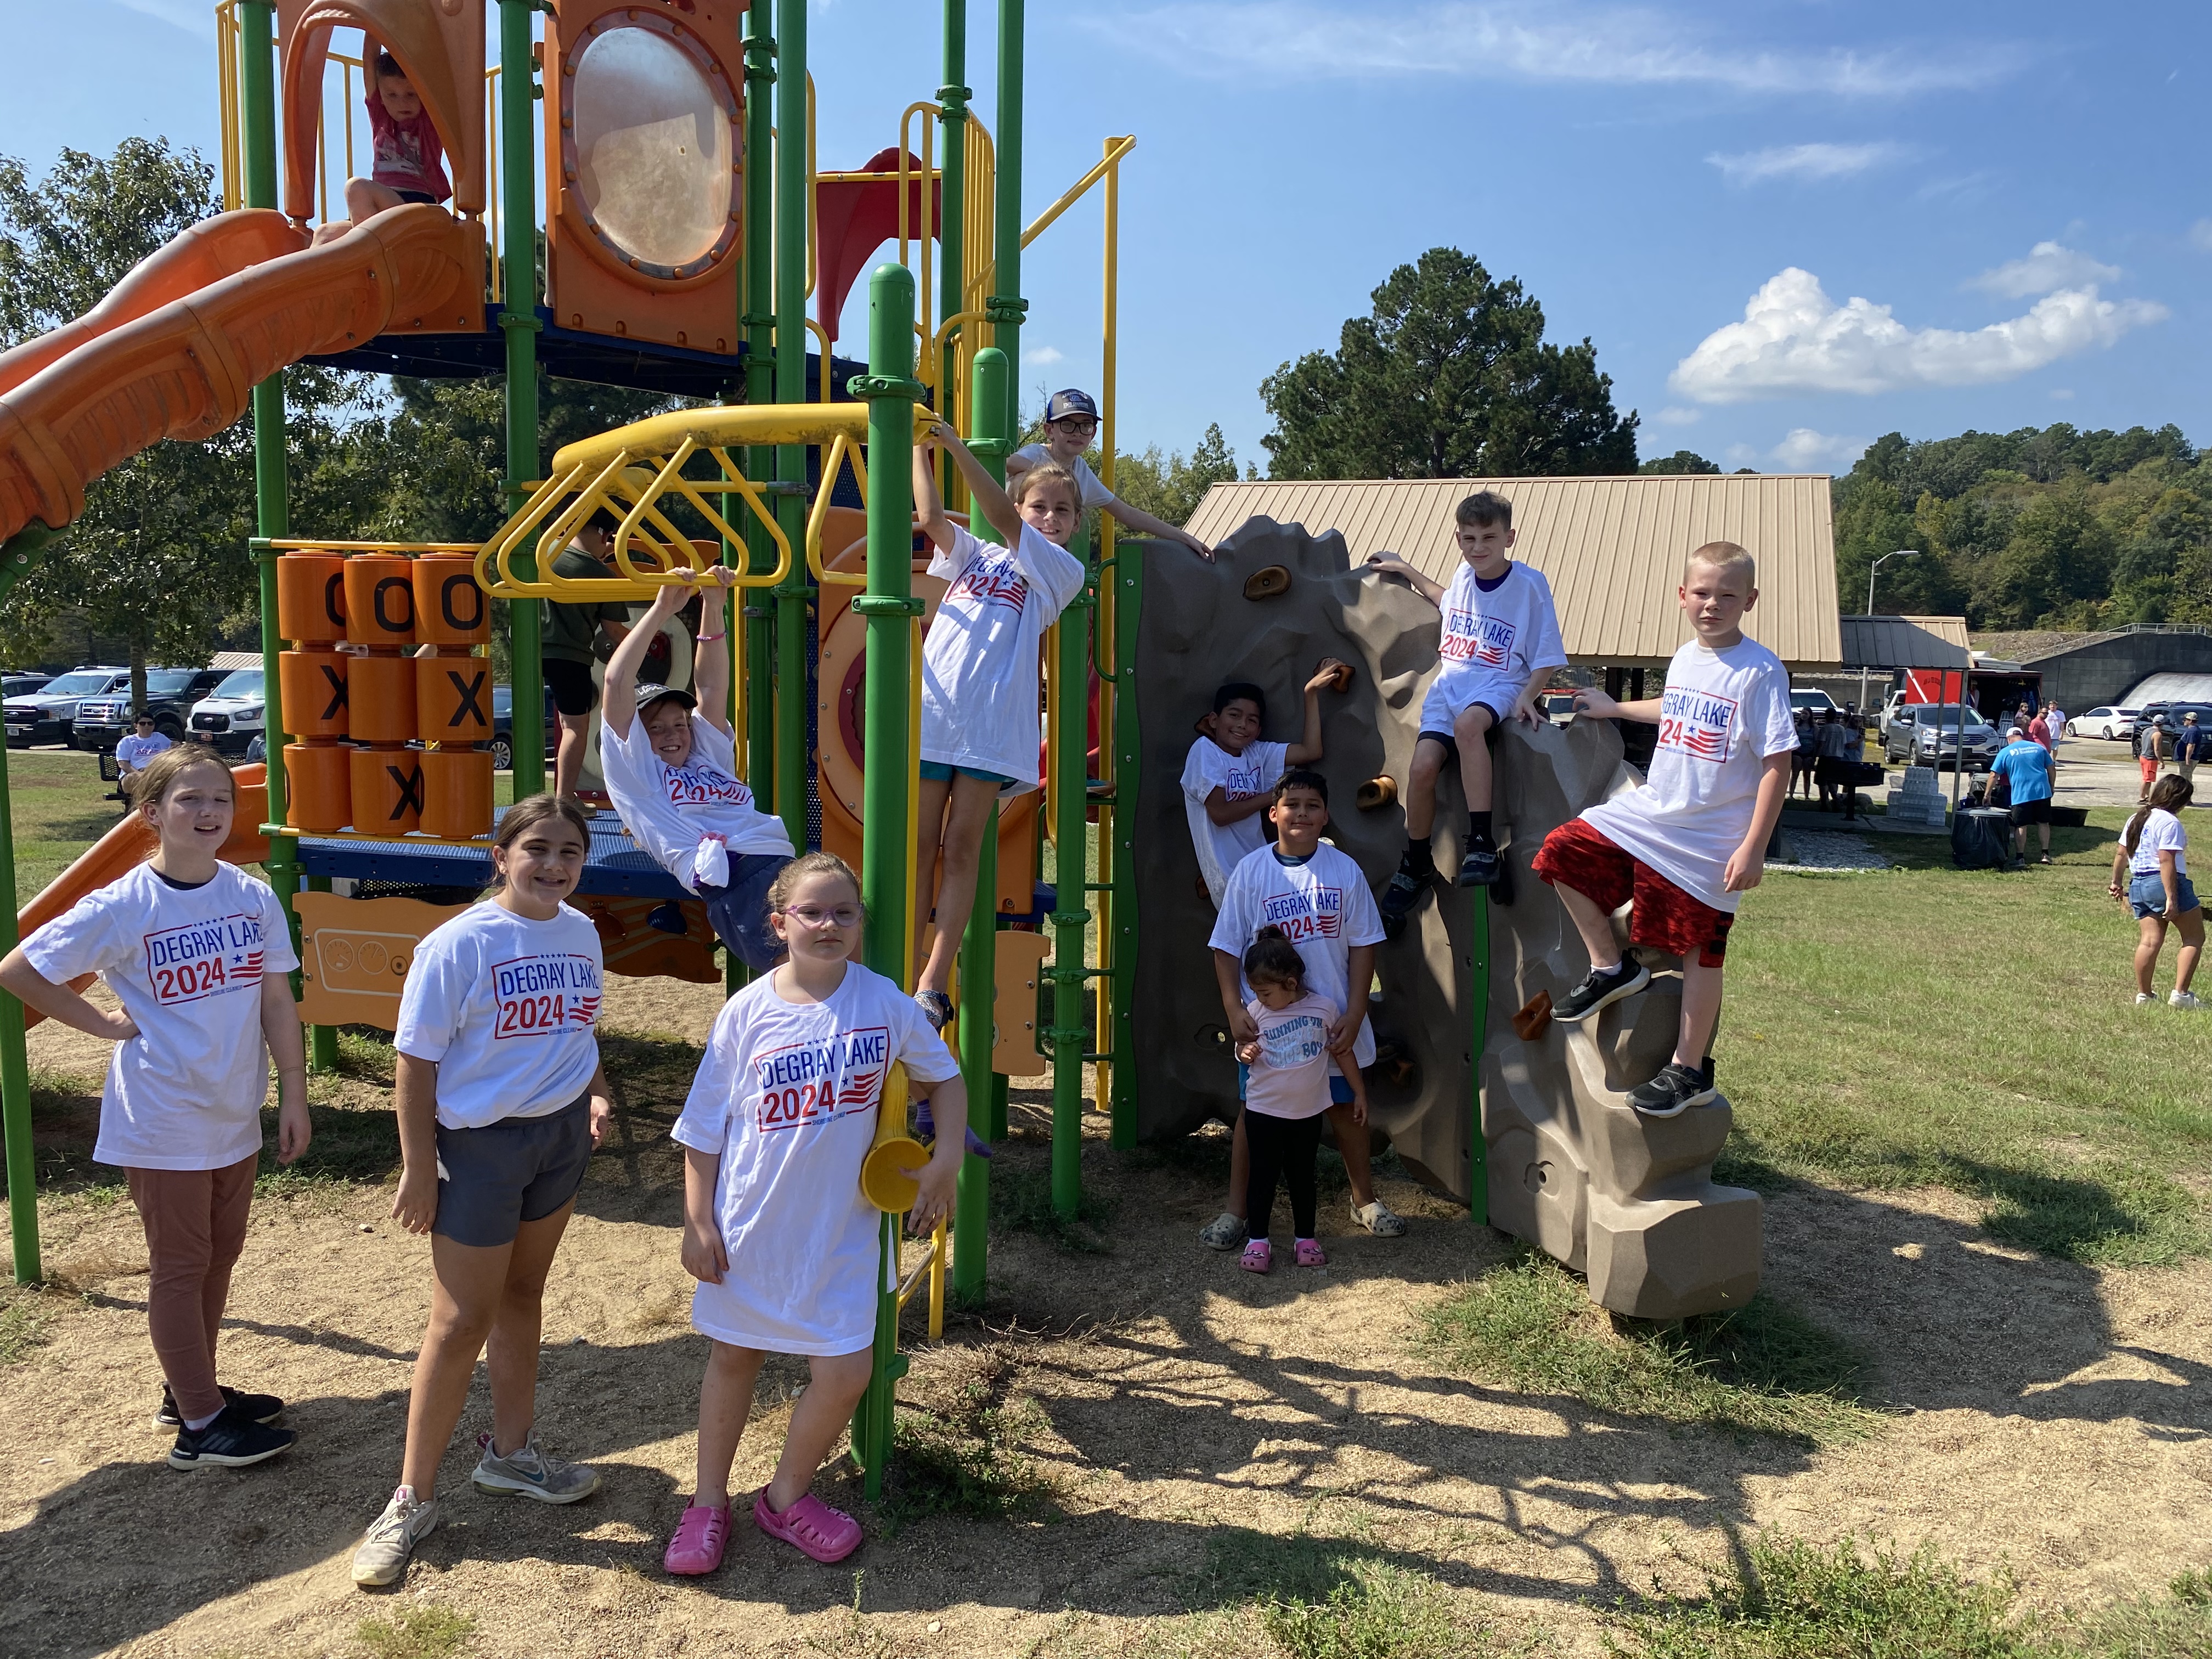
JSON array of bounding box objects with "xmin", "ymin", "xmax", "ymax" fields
[
  {"xmin": 544, "ymin": 0, "xmax": 745, "ymax": 353},
  {"xmin": 413, "ymin": 555, "xmax": 490, "ymax": 646}
]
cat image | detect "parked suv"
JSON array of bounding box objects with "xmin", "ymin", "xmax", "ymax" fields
[
  {"xmin": 1883, "ymin": 704, "xmax": 2001, "ymax": 771},
  {"xmin": 488, "ymin": 684, "xmax": 562, "ymax": 773},
  {"xmin": 188, "ymin": 667, "xmax": 267, "ymax": 757},
  {"xmin": 5, "ymin": 667, "xmax": 129, "ymax": 747},
  {"xmin": 74, "ymin": 667, "xmax": 226, "ymax": 751}
]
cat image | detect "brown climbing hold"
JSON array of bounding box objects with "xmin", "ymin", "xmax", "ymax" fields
[
  {"xmin": 1243, "ymin": 565, "xmax": 1291, "ymax": 600},
  {"xmin": 1357, "ymin": 775, "xmax": 1399, "ymax": 811},
  {"xmin": 1322, "ymin": 657, "xmax": 1355, "ymax": 692},
  {"xmin": 1512, "ymin": 990, "xmax": 1553, "ymax": 1042},
  {"xmin": 1375, "ymin": 1041, "xmax": 1417, "ymax": 1088}
]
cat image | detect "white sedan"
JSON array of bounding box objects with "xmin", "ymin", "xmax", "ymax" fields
[{"xmin": 2066, "ymin": 706, "xmax": 2141, "ymax": 740}]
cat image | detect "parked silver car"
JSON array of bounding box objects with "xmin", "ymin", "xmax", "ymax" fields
[{"xmin": 1883, "ymin": 704, "xmax": 2000, "ymax": 771}]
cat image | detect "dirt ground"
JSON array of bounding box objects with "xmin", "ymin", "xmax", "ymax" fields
[{"xmin": 5, "ymin": 976, "xmax": 2212, "ymax": 1658}]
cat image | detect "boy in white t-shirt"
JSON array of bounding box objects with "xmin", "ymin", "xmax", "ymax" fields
[
  {"xmin": 599, "ymin": 566, "xmax": 794, "ymax": 971},
  {"xmin": 1532, "ymin": 542, "xmax": 1796, "ymax": 1119},
  {"xmin": 1368, "ymin": 491, "xmax": 1567, "ymax": 918},
  {"xmin": 1006, "ymin": 388, "xmax": 1216, "ymax": 562},
  {"xmin": 1182, "ymin": 665, "xmax": 1342, "ymax": 905}
]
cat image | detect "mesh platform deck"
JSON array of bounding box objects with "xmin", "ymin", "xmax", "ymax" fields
[{"xmin": 295, "ymin": 807, "xmax": 690, "ymax": 899}]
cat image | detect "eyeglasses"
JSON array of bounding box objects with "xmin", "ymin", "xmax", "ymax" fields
[
  {"xmin": 1049, "ymin": 417, "xmax": 1097, "ymax": 436},
  {"xmin": 782, "ymin": 904, "xmax": 861, "ymax": 928}
]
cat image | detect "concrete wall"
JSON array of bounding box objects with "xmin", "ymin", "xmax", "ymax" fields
[{"xmin": 2015, "ymin": 633, "xmax": 2212, "ymax": 712}]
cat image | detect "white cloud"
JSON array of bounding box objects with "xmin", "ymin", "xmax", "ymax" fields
[
  {"xmin": 1656, "ymin": 406, "xmax": 1701, "ymax": 426},
  {"xmin": 1967, "ymin": 241, "xmax": 2120, "ymax": 298},
  {"xmin": 2190, "ymin": 220, "xmax": 2212, "ymax": 252},
  {"xmin": 1770, "ymin": 428, "xmax": 1868, "ymax": 472},
  {"xmin": 112, "ymin": 0, "xmax": 211, "ymax": 35},
  {"xmin": 1707, "ymin": 142, "xmax": 1913, "ymax": 185},
  {"xmin": 1023, "ymin": 345, "xmax": 1065, "ymax": 366},
  {"xmin": 1089, "ymin": 4, "xmax": 2025, "ymax": 95},
  {"xmin": 1671, "ymin": 267, "xmax": 2168, "ymax": 403}
]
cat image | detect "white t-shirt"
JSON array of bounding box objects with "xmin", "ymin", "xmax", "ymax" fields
[
  {"xmin": 1009, "ymin": 444, "xmax": 1114, "ymax": 510},
  {"xmin": 1582, "ymin": 636, "xmax": 1798, "ymax": 913},
  {"xmin": 24, "ymin": 862, "xmax": 297, "ymax": 1171},
  {"xmin": 394, "ymin": 901, "xmax": 603, "ymax": 1130},
  {"xmin": 2131, "ymin": 809, "xmax": 2188, "ymax": 877},
  {"xmin": 1242, "ymin": 991, "xmax": 1339, "ymax": 1120},
  {"xmin": 1207, "ymin": 842, "xmax": 1385, "ymax": 1068},
  {"xmin": 115, "ymin": 732, "xmax": 172, "ymax": 772},
  {"xmin": 1182, "ymin": 737, "xmax": 1288, "ymax": 905},
  {"xmin": 599, "ymin": 708, "xmax": 791, "ymax": 891},
  {"xmin": 920, "ymin": 522, "xmax": 1088, "ymax": 792},
  {"xmin": 671, "ymin": 963, "xmax": 962, "ymax": 1356},
  {"xmin": 1436, "ymin": 561, "xmax": 1566, "ymax": 691}
]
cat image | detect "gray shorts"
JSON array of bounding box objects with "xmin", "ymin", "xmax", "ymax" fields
[{"xmin": 433, "ymin": 1095, "xmax": 593, "ymax": 1248}]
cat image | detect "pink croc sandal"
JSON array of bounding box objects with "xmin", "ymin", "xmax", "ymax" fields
[
  {"xmin": 663, "ymin": 1501, "xmax": 731, "ymax": 1576},
  {"xmin": 753, "ymin": 1489, "xmax": 863, "ymax": 1563},
  {"xmin": 1295, "ymin": 1238, "xmax": 1328, "ymax": 1268},
  {"xmin": 1240, "ymin": 1239, "xmax": 1272, "ymax": 1274}
]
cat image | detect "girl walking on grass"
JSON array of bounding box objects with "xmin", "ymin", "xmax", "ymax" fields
[
  {"xmin": 0, "ymin": 747, "xmax": 308, "ymax": 1469},
  {"xmin": 2112, "ymin": 775, "xmax": 2203, "ymax": 1011},
  {"xmin": 662, "ymin": 853, "xmax": 967, "ymax": 1574},
  {"xmin": 352, "ymin": 795, "xmax": 616, "ymax": 1589}
]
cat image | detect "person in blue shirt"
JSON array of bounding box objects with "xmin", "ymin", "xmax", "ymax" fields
[
  {"xmin": 1988, "ymin": 725, "xmax": 2056, "ymax": 866},
  {"xmin": 2172, "ymin": 711, "xmax": 2209, "ymax": 785}
]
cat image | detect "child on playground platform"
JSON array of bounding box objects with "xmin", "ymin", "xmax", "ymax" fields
[
  {"xmin": 310, "ymin": 38, "xmax": 451, "ymax": 246},
  {"xmin": 1233, "ymin": 926, "xmax": 1367, "ymax": 1275},
  {"xmin": 1183, "ymin": 667, "xmax": 1342, "ymax": 906},
  {"xmin": 1532, "ymin": 543, "xmax": 1795, "ymax": 1119},
  {"xmin": 0, "ymin": 747, "xmax": 307, "ymax": 1470},
  {"xmin": 661, "ymin": 853, "xmax": 966, "ymax": 1574},
  {"xmin": 1368, "ymin": 491, "xmax": 1566, "ymax": 917},
  {"xmin": 600, "ymin": 565, "xmax": 793, "ymax": 971},
  {"xmin": 1201, "ymin": 770, "xmax": 1403, "ymax": 1252},
  {"xmin": 909, "ymin": 420, "xmax": 1088, "ymax": 1031},
  {"xmin": 1007, "ymin": 388, "xmax": 1216, "ymax": 561},
  {"xmin": 352, "ymin": 797, "xmax": 616, "ymax": 1590}
]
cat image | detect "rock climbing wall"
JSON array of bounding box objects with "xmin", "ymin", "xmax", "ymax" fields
[{"xmin": 1132, "ymin": 517, "xmax": 1760, "ymax": 1317}]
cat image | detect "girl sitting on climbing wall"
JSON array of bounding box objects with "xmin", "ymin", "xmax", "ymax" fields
[{"xmin": 907, "ymin": 420, "xmax": 1089, "ymax": 1032}]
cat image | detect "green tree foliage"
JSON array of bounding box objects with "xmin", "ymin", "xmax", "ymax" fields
[
  {"xmin": 1834, "ymin": 424, "xmax": 2212, "ymax": 629},
  {"xmin": 1260, "ymin": 247, "xmax": 1638, "ymax": 481},
  {"xmin": 1639, "ymin": 450, "xmax": 1720, "ymax": 476},
  {"xmin": 1109, "ymin": 421, "xmax": 1248, "ymax": 527}
]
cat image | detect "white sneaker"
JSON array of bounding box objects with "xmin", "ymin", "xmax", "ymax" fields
[
  {"xmin": 2137, "ymin": 993, "xmax": 2158, "ymax": 1007},
  {"xmin": 1351, "ymin": 1198, "xmax": 1408, "ymax": 1237},
  {"xmin": 352, "ymin": 1485, "xmax": 439, "ymax": 1587},
  {"xmin": 2171, "ymin": 990, "xmax": 2202, "ymax": 1011}
]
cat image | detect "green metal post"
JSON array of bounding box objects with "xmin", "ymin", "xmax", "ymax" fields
[
  {"xmin": 937, "ymin": 0, "xmax": 968, "ymax": 497},
  {"xmin": 499, "ymin": 0, "xmax": 545, "ymax": 798},
  {"xmin": 741, "ymin": 1, "xmax": 777, "ymax": 817},
  {"xmin": 772, "ymin": 0, "xmax": 809, "ymax": 853},
  {"xmin": 850, "ymin": 266, "xmax": 921, "ymax": 1498},
  {"xmin": 1469, "ymin": 898, "xmax": 1489, "ymax": 1223},
  {"xmin": 0, "ymin": 529, "xmax": 52, "ymax": 1282},
  {"xmin": 989, "ymin": 0, "xmax": 1027, "ymax": 413}
]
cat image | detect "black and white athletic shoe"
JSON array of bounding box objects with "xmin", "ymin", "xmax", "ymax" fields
[
  {"xmin": 154, "ymin": 1383, "xmax": 285, "ymax": 1431},
  {"xmin": 1626, "ymin": 1062, "xmax": 1718, "ymax": 1118},
  {"xmin": 1455, "ymin": 839, "xmax": 1500, "ymax": 888},
  {"xmin": 167, "ymin": 1406, "xmax": 297, "ymax": 1470},
  {"xmin": 1378, "ymin": 867, "xmax": 1429, "ymax": 931},
  {"xmin": 1551, "ymin": 959, "xmax": 1650, "ymax": 1023},
  {"xmin": 914, "ymin": 989, "xmax": 954, "ymax": 1032}
]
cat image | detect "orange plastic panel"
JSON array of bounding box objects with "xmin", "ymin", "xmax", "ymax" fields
[
  {"xmin": 285, "ymin": 742, "xmax": 353, "ymax": 832},
  {"xmin": 279, "ymin": 649, "xmax": 350, "ymax": 738},
  {"xmin": 295, "ymin": 890, "xmax": 467, "ymax": 1030},
  {"xmin": 413, "ymin": 555, "xmax": 489, "ymax": 645},
  {"xmin": 419, "ymin": 747, "xmax": 493, "ymax": 838},
  {"xmin": 351, "ymin": 744, "xmax": 424, "ymax": 834},
  {"xmin": 347, "ymin": 653, "xmax": 417, "ymax": 744},
  {"xmin": 416, "ymin": 654, "xmax": 492, "ymax": 741},
  {"xmin": 570, "ymin": 894, "xmax": 721, "ymax": 983},
  {"xmin": 275, "ymin": 554, "xmax": 348, "ymax": 644},
  {"xmin": 343, "ymin": 555, "xmax": 417, "ymax": 647}
]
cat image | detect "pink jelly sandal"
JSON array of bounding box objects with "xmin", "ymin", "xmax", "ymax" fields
[
  {"xmin": 1240, "ymin": 1239, "xmax": 1272, "ymax": 1274},
  {"xmin": 1295, "ymin": 1239, "xmax": 1328, "ymax": 1268},
  {"xmin": 753, "ymin": 1489, "xmax": 863, "ymax": 1563},
  {"xmin": 664, "ymin": 1501, "xmax": 731, "ymax": 1576}
]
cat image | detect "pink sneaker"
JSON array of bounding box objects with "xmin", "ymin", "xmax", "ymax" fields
[
  {"xmin": 753, "ymin": 1488, "xmax": 862, "ymax": 1563},
  {"xmin": 1295, "ymin": 1238, "xmax": 1328, "ymax": 1268},
  {"xmin": 1240, "ymin": 1238, "xmax": 1272, "ymax": 1274},
  {"xmin": 664, "ymin": 1501, "xmax": 731, "ymax": 1575}
]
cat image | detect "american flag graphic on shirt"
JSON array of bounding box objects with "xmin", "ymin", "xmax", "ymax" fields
[
  {"xmin": 1657, "ymin": 686, "xmax": 1739, "ymax": 764},
  {"xmin": 1442, "ymin": 610, "xmax": 1516, "ymax": 669}
]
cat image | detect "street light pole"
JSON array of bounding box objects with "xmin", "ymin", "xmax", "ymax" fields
[{"xmin": 1860, "ymin": 549, "xmax": 1920, "ymax": 712}]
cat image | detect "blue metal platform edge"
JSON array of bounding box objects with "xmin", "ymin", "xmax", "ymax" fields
[{"xmin": 295, "ymin": 806, "xmax": 692, "ymax": 900}]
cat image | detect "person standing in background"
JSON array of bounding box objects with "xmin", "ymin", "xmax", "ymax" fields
[{"xmin": 2175, "ymin": 712, "xmax": 2208, "ymax": 786}]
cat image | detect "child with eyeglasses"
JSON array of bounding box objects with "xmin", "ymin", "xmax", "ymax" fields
[{"xmin": 1007, "ymin": 388, "xmax": 1216, "ymax": 561}]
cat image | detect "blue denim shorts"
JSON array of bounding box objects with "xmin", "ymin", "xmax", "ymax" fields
[
  {"xmin": 697, "ymin": 851, "xmax": 788, "ymax": 973},
  {"xmin": 2129, "ymin": 869, "xmax": 2200, "ymax": 920},
  {"xmin": 433, "ymin": 1095, "xmax": 592, "ymax": 1248}
]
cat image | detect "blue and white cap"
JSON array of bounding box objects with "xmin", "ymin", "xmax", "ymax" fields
[{"xmin": 1044, "ymin": 388, "xmax": 1099, "ymax": 424}]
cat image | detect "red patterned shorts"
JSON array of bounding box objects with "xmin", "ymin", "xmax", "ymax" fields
[{"xmin": 1532, "ymin": 816, "xmax": 1734, "ymax": 965}]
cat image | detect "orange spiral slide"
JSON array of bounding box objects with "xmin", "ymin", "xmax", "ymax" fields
[{"xmin": 0, "ymin": 202, "xmax": 479, "ymax": 545}]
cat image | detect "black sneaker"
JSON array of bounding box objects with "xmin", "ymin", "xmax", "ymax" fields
[
  {"xmin": 167, "ymin": 1404, "xmax": 297, "ymax": 1470},
  {"xmin": 1456, "ymin": 839, "xmax": 1500, "ymax": 888},
  {"xmin": 1378, "ymin": 867, "xmax": 1429, "ymax": 929},
  {"xmin": 914, "ymin": 989, "xmax": 953, "ymax": 1032},
  {"xmin": 154, "ymin": 1383, "xmax": 285, "ymax": 1430},
  {"xmin": 1551, "ymin": 960, "xmax": 1650, "ymax": 1023},
  {"xmin": 1627, "ymin": 1062, "xmax": 1717, "ymax": 1118}
]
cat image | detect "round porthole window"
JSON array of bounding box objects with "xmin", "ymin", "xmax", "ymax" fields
[{"xmin": 568, "ymin": 22, "xmax": 737, "ymax": 278}]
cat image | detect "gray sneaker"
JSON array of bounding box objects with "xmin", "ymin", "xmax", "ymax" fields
[
  {"xmin": 352, "ymin": 1485, "xmax": 439, "ymax": 1587},
  {"xmin": 1198, "ymin": 1211, "xmax": 1249, "ymax": 1251},
  {"xmin": 1352, "ymin": 1198, "xmax": 1408, "ymax": 1237},
  {"xmin": 471, "ymin": 1430, "xmax": 601, "ymax": 1505}
]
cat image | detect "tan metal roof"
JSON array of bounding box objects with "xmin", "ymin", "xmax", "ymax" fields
[
  {"xmin": 1184, "ymin": 474, "xmax": 1841, "ymax": 668},
  {"xmin": 1839, "ymin": 614, "xmax": 1970, "ymax": 671}
]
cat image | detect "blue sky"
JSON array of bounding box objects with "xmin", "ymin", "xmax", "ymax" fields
[{"xmin": 4, "ymin": 0, "xmax": 2207, "ymax": 478}]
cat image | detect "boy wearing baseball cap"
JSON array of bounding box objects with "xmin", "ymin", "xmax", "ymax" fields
[{"xmin": 1008, "ymin": 388, "xmax": 1216, "ymax": 561}]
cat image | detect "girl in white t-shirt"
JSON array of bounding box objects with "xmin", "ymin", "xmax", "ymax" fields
[
  {"xmin": 908, "ymin": 421, "xmax": 1088, "ymax": 1031},
  {"xmin": 2111, "ymin": 774, "xmax": 2203, "ymax": 1009},
  {"xmin": 600, "ymin": 565, "xmax": 794, "ymax": 970},
  {"xmin": 1, "ymin": 747, "xmax": 307, "ymax": 1471},
  {"xmin": 1233, "ymin": 927, "xmax": 1365, "ymax": 1276},
  {"xmin": 662, "ymin": 853, "xmax": 966, "ymax": 1575},
  {"xmin": 351, "ymin": 795, "xmax": 616, "ymax": 1590}
]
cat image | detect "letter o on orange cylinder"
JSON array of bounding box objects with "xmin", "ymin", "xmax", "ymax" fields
[
  {"xmin": 413, "ymin": 556, "xmax": 489, "ymax": 646},
  {"xmin": 275, "ymin": 555, "xmax": 347, "ymax": 645},
  {"xmin": 419, "ymin": 748, "xmax": 494, "ymax": 838},
  {"xmin": 347, "ymin": 654, "xmax": 417, "ymax": 744},
  {"xmin": 417, "ymin": 656, "xmax": 492, "ymax": 740},
  {"xmin": 284, "ymin": 743, "xmax": 351, "ymax": 832},
  {"xmin": 351, "ymin": 746, "xmax": 424, "ymax": 834},
  {"xmin": 279, "ymin": 649, "xmax": 349, "ymax": 738},
  {"xmin": 343, "ymin": 556, "xmax": 416, "ymax": 648}
]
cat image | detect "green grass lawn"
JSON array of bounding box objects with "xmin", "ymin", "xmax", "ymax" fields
[{"xmin": 2, "ymin": 749, "xmax": 134, "ymax": 907}]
